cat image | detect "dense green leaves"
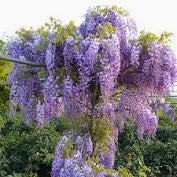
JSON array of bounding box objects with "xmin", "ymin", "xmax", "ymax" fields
[
  {"xmin": 16, "ymin": 17, "xmax": 76, "ymax": 51},
  {"xmin": 0, "ymin": 39, "xmax": 12, "ymax": 83},
  {"xmin": 115, "ymin": 114, "xmax": 177, "ymax": 177},
  {"xmin": 0, "ymin": 114, "xmax": 61, "ymax": 177},
  {"xmin": 0, "ymin": 40, "xmax": 11, "ymax": 112},
  {"xmin": 138, "ymin": 30, "xmax": 173, "ymax": 49},
  {"xmin": 1, "ymin": 111, "xmax": 177, "ymax": 176}
]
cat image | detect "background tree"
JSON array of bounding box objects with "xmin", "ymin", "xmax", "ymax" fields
[{"xmin": 0, "ymin": 39, "xmax": 11, "ymax": 112}]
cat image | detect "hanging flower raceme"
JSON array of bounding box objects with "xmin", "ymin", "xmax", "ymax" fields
[
  {"xmin": 51, "ymin": 133, "xmax": 93, "ymax": 177},
  {"xmin": 36, "ymin": 38, "xmax": 64, "ymax": 125},
  {"xmin": 142, "ymin": 41, "xmax": 177, "ymax": 94},
  {"xmin": 117, "ymin": 87, "xmax": 159, "ymax": 139},
  {"xmin": 8, "ymin": 37, "xmax": 43, "ymax": 124},
  {"xmin": 99, "ymin": 34, "xmax": 121, "ymax": 102}
]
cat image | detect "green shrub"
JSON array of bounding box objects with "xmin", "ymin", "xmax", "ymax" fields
[
  {"xmin": 140, "ymin": 114, "xmax": 177, "ymax": 176},
  {"xmin": 0, "ymin": 114, "xmax": 61, "ymax": 177},
  {"xmin": 115, "ymin": 124, "xmax": 152, "ymax": 177},
  {"xmin": 141, "ymin": 140, "xmax": 177, "ymax": 176},
  {"xmin": 115, "ymin": 115, "xmax": 177, "ymax": 177},
  {"xmin": 6, "ymin": 172, "xmax": 37, "ymax": 177},
  {"xmin": 1, "ymin": 109, "xmax": 177, "ymax": 176}
]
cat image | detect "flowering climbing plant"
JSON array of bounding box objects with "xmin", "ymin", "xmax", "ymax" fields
[{"xmin": 7, "ymin": 6, "xmax": 177, "ymax": 177}]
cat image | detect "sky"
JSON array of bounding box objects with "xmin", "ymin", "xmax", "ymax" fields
[{"xmin": 0, "ymin": 0, "xmax": 176, "ymax": 54}]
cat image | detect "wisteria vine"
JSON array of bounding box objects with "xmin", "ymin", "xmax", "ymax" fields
[{"xmin": 7, "ymin": 6, "xmax": 177, "ymax": 177}]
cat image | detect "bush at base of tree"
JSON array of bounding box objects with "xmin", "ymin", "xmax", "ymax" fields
[
  {"xmin": 0, "ymin": 111, "xmax": 177, "ymax": 177},
  {"xmin": 115, "ymin": 112, "xmax": 177, "ymax": 177},
  {"xmin": 0, "ymin": 113, "xmax": 62, "ymax": 177}
]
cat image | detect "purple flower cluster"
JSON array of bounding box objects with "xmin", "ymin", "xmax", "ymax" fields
[
  {"xmin": 94, "ymin": 172, "xmax": 118, "ymax": 177},
  {"xmin": 63, "ymin": 77, "xmax": 92, "ymax": 118},
  {"xmin": 8, "ymin": 33, "xmax": 65, "ymax": 126},
  {"xmin": 36, "ymin": 97, "xmax": 64, "ymax": 127},
  {"xmin": 80, "ymin": 10, "xmax": 105, "ymax": 38},
  {"xmin": 52, "ymin": 133, "xmax": 118, "ymax": 177},
  {"xmin": 130, "ymin": 41, "xmax": 142, "ymax": 66},
  {"xmin": 117, "ymin": 87, "xmax": 158, "ymax": 139},
  {"xmin": 63, "ymin": 36, "xmax": 78, "ymax": 75},
  {"xmin": 52, "ymin": 133, "xmax": 93, "ymax": 177},
  {"xmin": 99, "ymin": 138, "xmax": 117, "ymax": 169},
  {"xmin": 99, "ymin": 35, "xmax": 121, "ymax": 102},
  {"xmin": 77, "ymin": 37, "xmax": 100, "ymax": 88},
  {"xmin": 107, "ymin": 10, "xmax": 137, "ymax": 62},
  {"xmin": 136, "ymin": 108, "xmax": 158, "ymax": 140},
  {"xmin": 142, "ymin": 41, "xmax": 177, "ymax": 94},
  {"xmin": 8, "ymin": 60, "xmax": 41, "ymax": 125}
]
